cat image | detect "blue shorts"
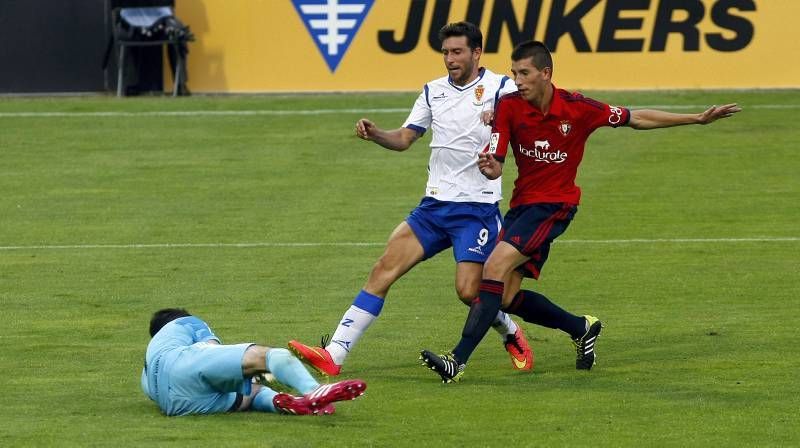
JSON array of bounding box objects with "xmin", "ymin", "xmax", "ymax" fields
[
  {"xmin": 406, "ymin": 197, "xmax": 502, "ymax": 263},
  {"xmin": 161, "ymin": 342, "xmax": 253, "ymax": 416},
  {"xmin": 499, "ymin": 203, "xmax": 577, "ymax": 279}
]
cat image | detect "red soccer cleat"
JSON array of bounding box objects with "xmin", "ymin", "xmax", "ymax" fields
[
  {"xmin": 504, "ymin": 327, "xmax": 534, "ymax": 371},
  {"xmin": 272, "ymin": 393, "xmax": 334, "ymax": 415},
  {"xmin": 304, "ymin": 379, "xmax": 367, "ymax": 409},
  {"xmin": 317, "ymin": 403, "xmax": 336, "ymax": 415},
  {"xmin": 288, "ymin": 340, "xmax": 342, "ymax": 376}
]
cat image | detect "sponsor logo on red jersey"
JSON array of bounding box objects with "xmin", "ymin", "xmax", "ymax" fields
[{"xmin": 518, "ymin": 140, "xmax": 568, "ymax": 164}]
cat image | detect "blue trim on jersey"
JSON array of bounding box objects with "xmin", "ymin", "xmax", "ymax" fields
[
  {"xmin": 353, "ymin": 290, "xmax": 384, "ymax": 316},
  {"xmin": 495, "ymin": 76, "xmax": 511, "ymax": 103},
  {"xmin": 174, "ymin": 316, "xmax": 219, "ymax": 343},
  {"xmin": 423, "ymin": 84, "xmax": 430, "ymax": 108},
  {"xmin": 406, "ymin": 124, "xmax": 426, "ymax": 135},
  {"xmin": 448, "ymin": 67, "xmax": 486, "ymax": 92}
]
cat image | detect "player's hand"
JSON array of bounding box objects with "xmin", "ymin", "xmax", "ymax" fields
[
  {"xmin": 355, "ymin": 118, "xmax": 376, "ymax": 140},
  {"xmin": 477, "ymin": 152, "xmax": 501, "ymax": 180},
  {"xmin": 480, "ymin": 110, "xmax": 495, "ymax": 125},
  {"xmin": 698, "ymin": 103, "xmax": 741, "ymax": 124}
]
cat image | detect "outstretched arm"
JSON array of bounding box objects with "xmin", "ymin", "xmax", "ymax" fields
[
  {"xmin": 628, "ymin": 103, "xmax": 741, "ymax": 130},
  {"xmin": 355, "ymin": 118, "xmax": 421, "ymax": 151}
]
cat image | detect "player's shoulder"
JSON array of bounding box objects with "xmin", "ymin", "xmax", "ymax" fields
[
  {"xmin": 426, "ymin": 74, "xmax": 452, "ymax": 89},
  {"xmin": 173, "ymin": 315, "xmax": 204, "ymax": 326},
  {"xmin": 556, "ymin": 88, "xmax": 607, "ymax": 111},
  {"xmin": 479, "ymin": 68, "xmax": 509, "ymax": 81},
  {"xmin": 477, "ymin": 68, "xmax": 513, "ymax": 89},
  {"xmin": 496, "ymin": 91, "xmax": 524, "ymax": 108}
]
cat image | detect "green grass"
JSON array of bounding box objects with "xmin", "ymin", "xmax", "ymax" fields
[{"xmin": 0, "ymin": 91, "xmax": 798, "ymax": 447}]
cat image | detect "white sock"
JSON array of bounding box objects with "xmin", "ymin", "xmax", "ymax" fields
[
  {"xmin": 325, "ymin": 305, "xmax": 379, "ymax": 365},
  {"xmin": 491, "ymin": 311, "xmax": 518, "ymax": 338}
]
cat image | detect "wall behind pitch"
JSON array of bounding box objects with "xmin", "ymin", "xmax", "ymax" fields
[
  {"xmin": 176, "ymin": 0, "xmax": 799, "ymax": 92},
  {"xmin": 0, "ymin": 0, "xmax": 108, "ymax": 93}
]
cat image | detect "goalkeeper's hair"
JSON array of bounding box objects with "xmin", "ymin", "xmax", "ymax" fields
[
  {"xmin": 149, "ymin": 308, "xmax": 191, "ymax": 337},
  {"xmin": 438, "ymin": 21, "xmax": 482, "ymax": 50}
]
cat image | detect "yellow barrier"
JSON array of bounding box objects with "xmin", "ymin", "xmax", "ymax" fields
[{"xmin": 175, "ymin": 0, "xmax": 798, "ymax": 92}]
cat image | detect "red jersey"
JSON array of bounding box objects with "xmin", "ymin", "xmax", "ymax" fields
[{"xmin": 488, "ymin": 86, "xmax": 630, "ymax": 208}]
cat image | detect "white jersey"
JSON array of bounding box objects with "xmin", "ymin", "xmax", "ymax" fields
[{"xmin": 403, "ymin": 68, "xmax": 516, "ymax": 203}]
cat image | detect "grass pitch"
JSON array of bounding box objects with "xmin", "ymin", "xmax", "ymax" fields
[{"xmin": 0, "ymin": 90, "xmax": 798, "ymax": 447}]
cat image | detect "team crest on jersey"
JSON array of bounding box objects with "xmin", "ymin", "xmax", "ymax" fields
[
  {"xmin": 473, "ymin": 85, "xmax": 485, "ymax": 105},
  {"xmin": 559, "ymin": 120, "xmax": 572, "ymax": 136}
]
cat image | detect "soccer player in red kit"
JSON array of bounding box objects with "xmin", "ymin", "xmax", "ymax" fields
[{"xmin": 420, "ymin": 40, "xmax": 741, "ymax": 382}]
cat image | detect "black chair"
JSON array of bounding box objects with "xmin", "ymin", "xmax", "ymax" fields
[{"xmin": 113, "ymin": 6, "xmax": 187, "ymax": 97}]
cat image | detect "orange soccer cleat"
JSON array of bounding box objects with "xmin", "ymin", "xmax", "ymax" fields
[
  {"xmin": 504, "ymin": 327, "xmax": 534, "ymax": 371},
  {"xmin": 288, "ymin": 339, "xmax": 342, "ymax": 376}
]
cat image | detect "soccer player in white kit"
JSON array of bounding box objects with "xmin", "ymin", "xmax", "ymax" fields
[{"xmin": 289, "ymin": 22, "xmax": 533, "ymax": 376}]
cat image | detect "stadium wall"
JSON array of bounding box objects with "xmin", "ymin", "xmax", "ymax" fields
[
  {"xmin": 0, "ymin": 0, "xmax": 109, "ymax": 93},
  {"xmin": 0, "ymin": 0, "xmax": 171, "ymax": 95},
  {"xmin": 176, "ymin": 0, "xmax": 799, "ymax": 93}
]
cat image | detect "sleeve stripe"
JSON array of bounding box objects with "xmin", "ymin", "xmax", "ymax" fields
[
  {"xmin": 495, "ymin": 76, "xmax": 510, "ymax": 103},
  {"xmin": 406, "ymin": 124, "xmax": 426, "ymax": 135},
  {"xmin": 423, "ymin": 84, "xmax": 430, "ymax": 108}
]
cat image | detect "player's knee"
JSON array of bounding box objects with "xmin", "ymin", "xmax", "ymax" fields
[
  {"xmin": 482, "ymin": 261, "xmax": 505, "ymax": 280},
  {"xmin": 455, "ymin": 283, "xmax": 479, "ymax": 302},
  {"xmin": 242, "ymin": 345, "xmax": 268, "ymax": 375},
  {"xmin": 266, "ymin": 347, "xmax": 292, "ymax": 367}
]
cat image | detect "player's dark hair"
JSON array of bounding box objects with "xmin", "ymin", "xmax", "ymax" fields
[
  {"xmin": 438, "ymin": 21, "xmax": 483, "ymax": 50},
  {"xmin": 512, "ymin": 40, "xmax": 553, "ymax": 73},
  {"xmin": 149, "ymin": 308, "xmax": 191, "ymax": 337}
]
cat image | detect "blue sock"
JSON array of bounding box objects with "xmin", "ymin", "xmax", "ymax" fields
[
  {"xmin": 250, "ymin": 387, "xmax": 279, "ymax": 413},
  {"xmin": 352, "ymin": 289, "xmax": 384, "ymax": 316},
  {"xmin": 266, "ymin": 348, "xmax": 319, "ymax": 394}
]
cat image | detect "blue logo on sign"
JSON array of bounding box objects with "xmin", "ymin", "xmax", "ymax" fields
[{"xmin": 291, "ymin": 0, "xmax": 374, "ymax": 73}]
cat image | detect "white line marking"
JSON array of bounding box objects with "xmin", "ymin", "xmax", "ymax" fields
[
  {"xmin": 0, "ymin": 109, "xmax": 408, "ymax": 118},
  {"xmin": 555, "ymin": 237, "xmax": 800, "ymax": 244},
  {"xmin": 0, "ymin": 238, "xmax": 796, "ymax": 251},
  {"xmin": 0, "ymin": 242, "xmax": 383, "ymax": 250},
  {"xmin": 0, "ymin": 104, "xmax": 795, "ymax": 118}
]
